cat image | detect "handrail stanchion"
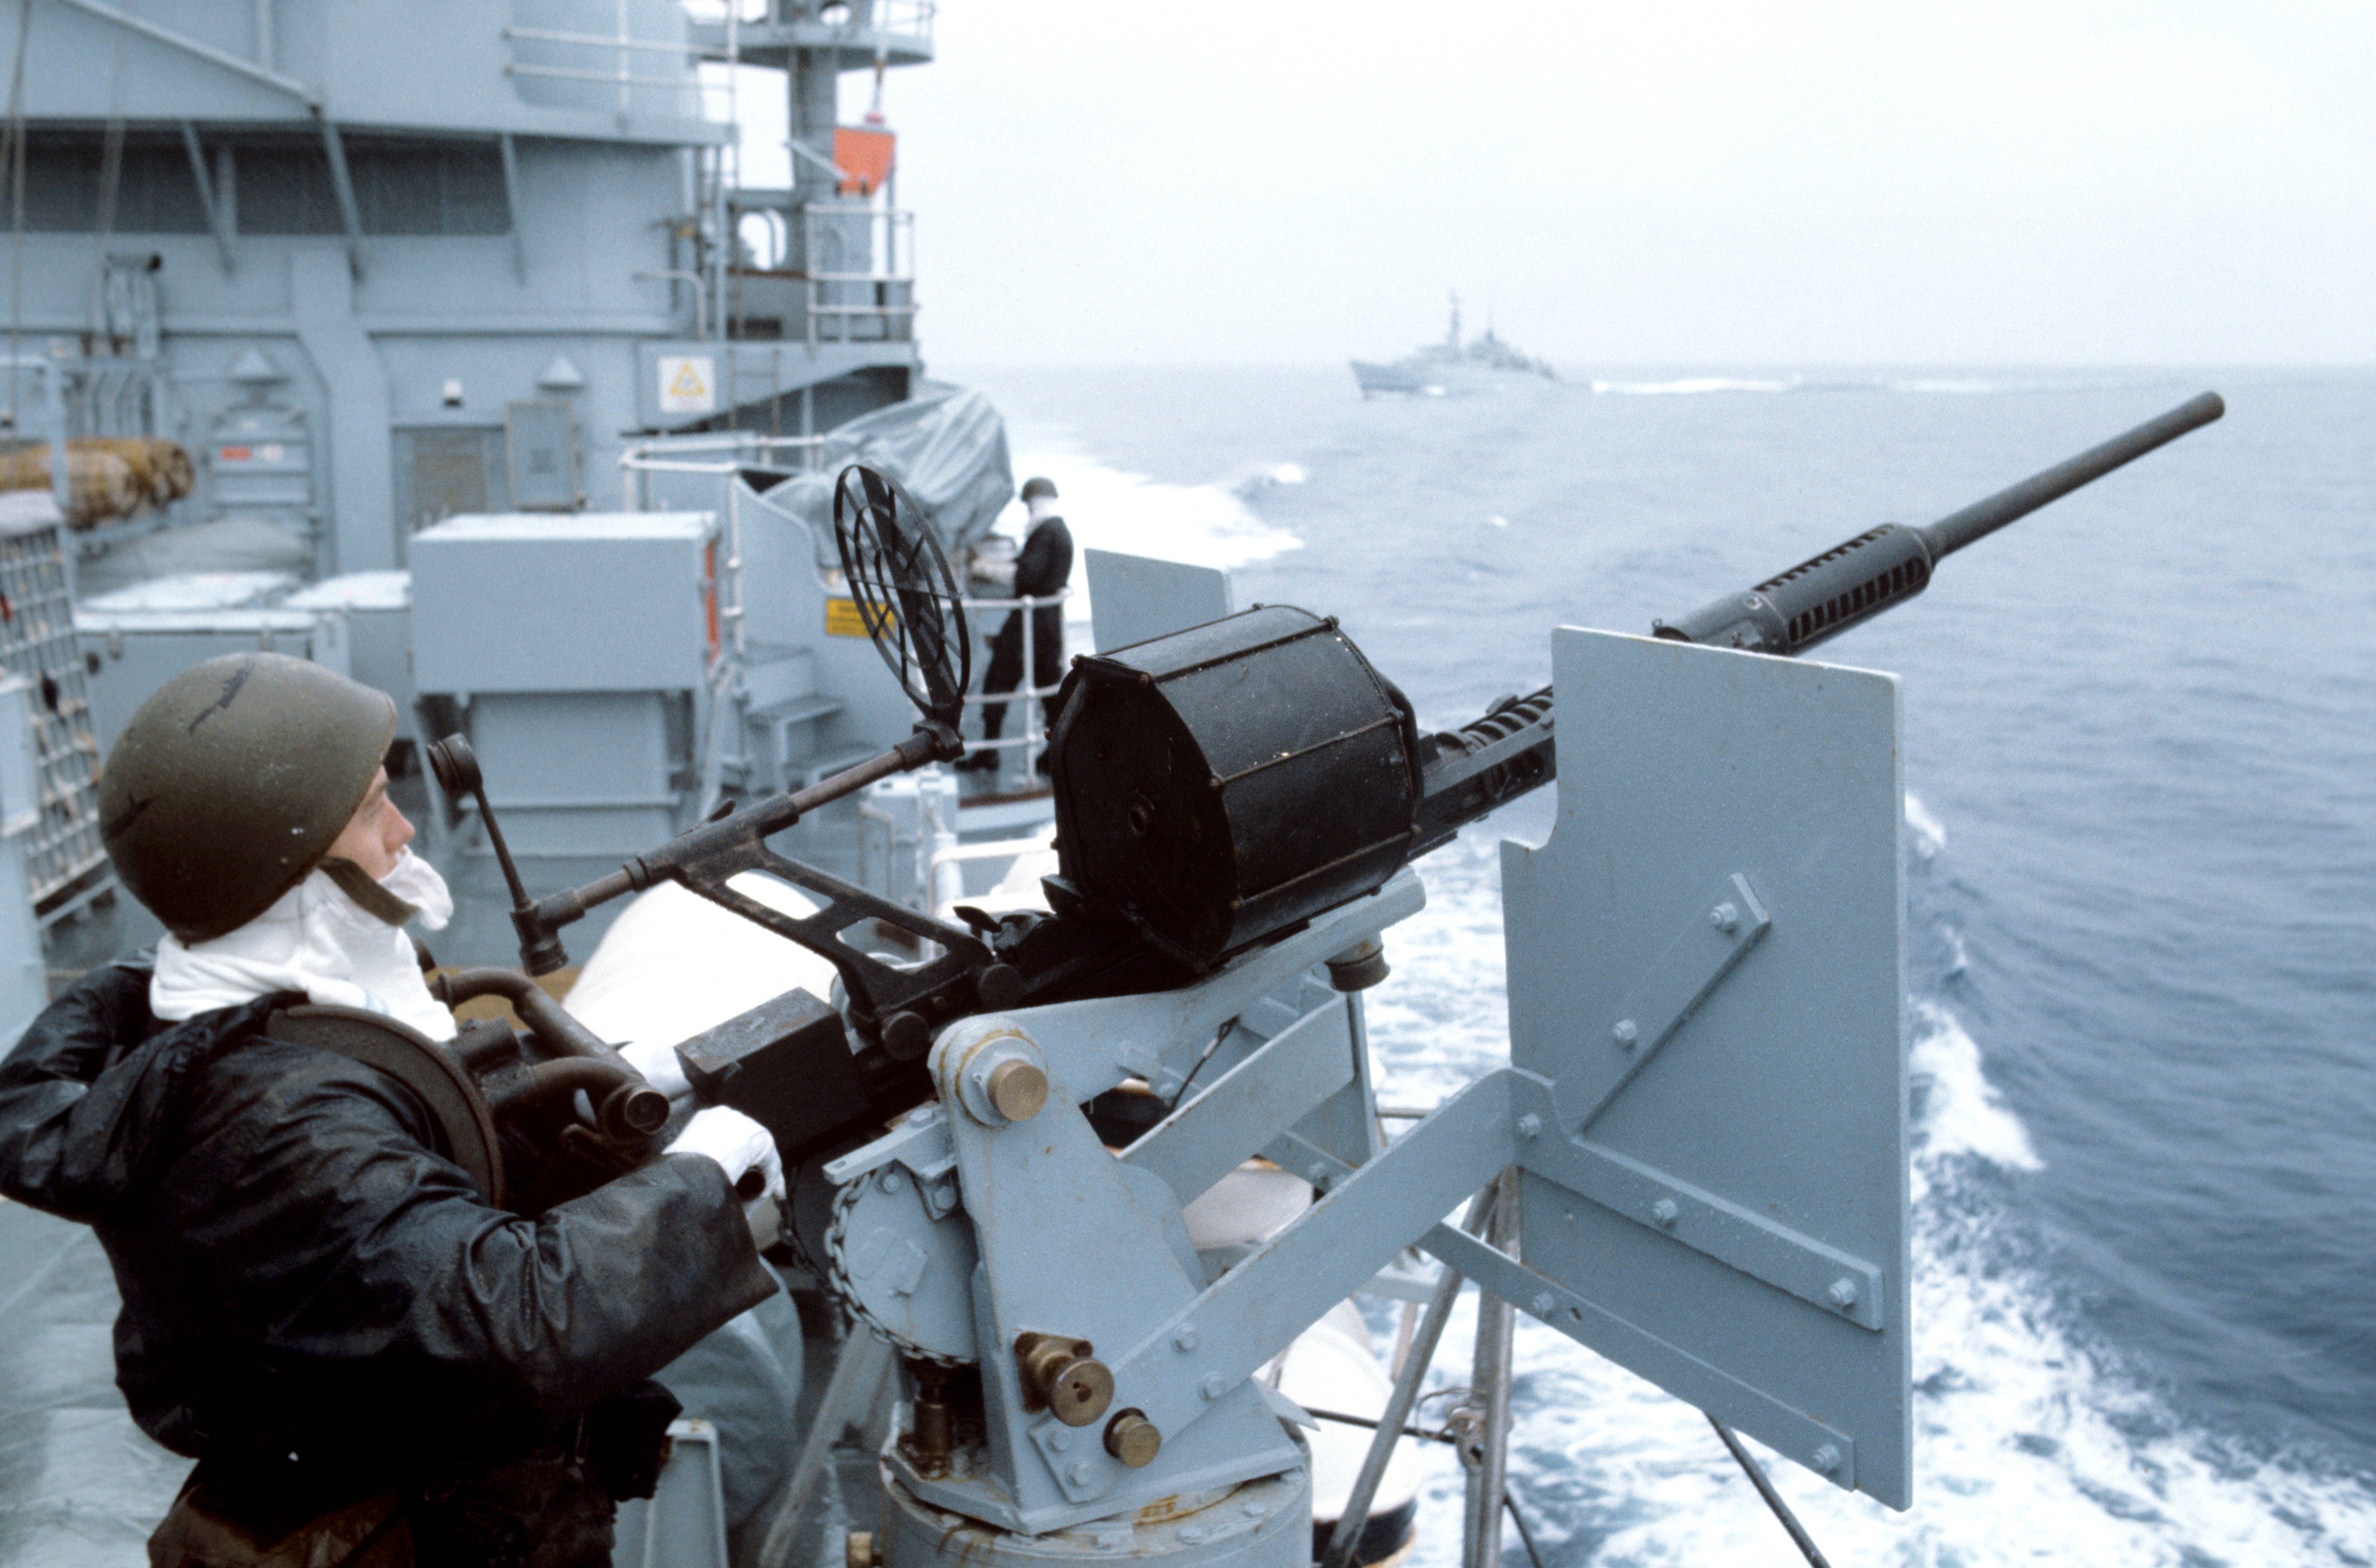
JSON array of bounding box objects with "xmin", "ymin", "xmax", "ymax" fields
[
  {"xmin": 944, "ymin": 588, "xmax": 1070, "ymax": 783},
  {"xmin": 1019, "ymin": 582, "xmax": 1037, "ymax": 780}
]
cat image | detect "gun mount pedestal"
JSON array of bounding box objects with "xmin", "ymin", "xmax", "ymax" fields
[
  {"xmin": 877, "ymin": 1465, "xmax": 1314, "ymax": 1568},
  {"xmin": 807, "ymin": 621, "xmax": 1913, "ymax": 1568}
]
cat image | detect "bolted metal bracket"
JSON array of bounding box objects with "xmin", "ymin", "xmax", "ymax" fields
[
  {"xmin": 1413, "ymin": 1216, "xmax": 1860, "ymax": 1491},
  {"xmin": 825, "ymin": 1103, "xmax": 957, "ymax": 1196},
  {"xmin": 1558, "ymin": 872, "xmax": 1770, "ymax": 1135},
  {"xmin": 1507, "ymin": 1079, "xmax": 1886, "ymax": 1331},
  {"xmin": 885, "ymin": 1015, "xmax": 1303, "ymax": 1531}
]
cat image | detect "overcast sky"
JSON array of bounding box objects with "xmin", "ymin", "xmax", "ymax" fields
[{"xmin": 723, "ymin": 2, "xmax": 2373, "ymax": 367}]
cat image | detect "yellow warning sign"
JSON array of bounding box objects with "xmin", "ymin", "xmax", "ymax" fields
[
  {"xmin": 827, "ymin": 597, "xmax": 894, "ymax": 638},
  {"xmin": 657, "ymin": 354, "xmax": 716, "ymax": 414}
]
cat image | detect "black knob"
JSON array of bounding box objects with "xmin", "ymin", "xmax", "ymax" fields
[
  {"xmin": 424, "ymin": 733, "xmax": 482, "ymax": 799},
  {"xmin": 881, "ymin": 1011, "xmax": 932, "ymax": 1060},
  {"xmin": 976, "ymin": 963, "xmax": 1023, "ymax": 1011}
]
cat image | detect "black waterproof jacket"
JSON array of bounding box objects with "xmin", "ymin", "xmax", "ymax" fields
[
  {"xmin": 1002, "ymin": 515, "xmax": 1073, "ymax": 653},
  {"xmin": 0, "ymin": 963, "xmax": 777, "ymax": 1537}
]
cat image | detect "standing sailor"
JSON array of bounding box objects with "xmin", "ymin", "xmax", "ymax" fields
[
  {"xmin": 0, "ymin": 653, "xmax": 784, "ymax": 1567},
  {"xmin": 962, "ymin": 476, "xmax": 1073, "ymax": 773}
]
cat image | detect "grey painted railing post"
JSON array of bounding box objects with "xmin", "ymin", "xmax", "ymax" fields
[
  {"xmin": 1319, "ymin": 1180, "xmax": 1501, "ymax": 1568},
  {"xmin": 1461, "ymin": 1167, "xmax": 1520, "ymax": 1568}
]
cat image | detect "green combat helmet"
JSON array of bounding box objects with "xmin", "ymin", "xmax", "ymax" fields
[{"xmin": 99, "ymin": 652, "xmax": 397, "ymax": 945}]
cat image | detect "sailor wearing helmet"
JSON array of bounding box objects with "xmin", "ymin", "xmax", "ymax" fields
[
  {"xmin": 961, "ymin": 474, "xmax": 1074, "ymax": 774},
  {"xmin": 0, "ymin": 653, "xmax": 784, "ymax": 1568}
]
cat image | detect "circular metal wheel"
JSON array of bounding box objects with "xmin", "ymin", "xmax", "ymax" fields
[
  {"xmin": 831, "ymin": 463, "xmax": 972, "ymax": 729},
  {"xmin": 826, "ymin": 1164, "xmax": 980, "ymax": 1367}
]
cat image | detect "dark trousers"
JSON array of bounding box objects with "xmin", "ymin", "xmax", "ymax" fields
[{"xmin": 980, "ymin": 607, "xmax": 1065, "ymax": 741}]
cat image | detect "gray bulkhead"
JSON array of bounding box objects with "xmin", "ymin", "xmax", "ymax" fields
[{"xmin": 0, "ymin": 0, "xmax": 927, "ymax": 578}]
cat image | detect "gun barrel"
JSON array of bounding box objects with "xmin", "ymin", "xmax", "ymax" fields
[
  {"xmin": 1655, "ymin": 391, "xmax": 2224, "ymax": 657},
  {"xmin": 1917, "ymin": 390, "xmax": 2224, "ymax": 560}
]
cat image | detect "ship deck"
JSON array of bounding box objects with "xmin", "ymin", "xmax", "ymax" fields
[{"xmin": 0, "ymin": 1199, "xmax": 187, "ymax": 1567}]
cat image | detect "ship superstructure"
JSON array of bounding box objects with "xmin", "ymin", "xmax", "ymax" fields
[{"xmin": 0, "ymin": 0, "xmax": 930, "ymax": 578}]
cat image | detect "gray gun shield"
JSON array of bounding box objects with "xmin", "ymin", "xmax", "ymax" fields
[
  {"xmin": 1501, "ymin": 627, "xmax": 1911, "ymax": 1508},
  {"xmin": 1085, "ymin": 548, "xmax": 1233, "ymax": 654}
]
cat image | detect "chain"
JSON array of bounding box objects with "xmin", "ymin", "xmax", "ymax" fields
[{"xmin": 824, "ymin": 1176, "xmax": 972, "ymax": 1368}]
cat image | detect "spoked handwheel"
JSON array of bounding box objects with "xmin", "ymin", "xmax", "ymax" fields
[{"xmin": 832, "ymin": 464, "xmax": 972, "ymax": 734}]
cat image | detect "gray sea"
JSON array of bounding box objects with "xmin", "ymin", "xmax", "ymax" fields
[{"xmin": 951, "ymin": 363, "xmax": 2376, "ymax": 1567}]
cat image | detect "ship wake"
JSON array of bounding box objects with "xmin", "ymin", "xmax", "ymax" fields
[{"xmin": 1357, "ymin": 809, "xmax": 2376, "ymax": 1568}]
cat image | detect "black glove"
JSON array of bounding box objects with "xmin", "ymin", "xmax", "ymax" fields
[{"xmin": 584, "ymin": 1379, "xmax": 683, "ymax": 1502}]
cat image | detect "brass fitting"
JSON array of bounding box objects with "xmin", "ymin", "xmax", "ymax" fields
[
  {"xmin": 1015, "ymin": 1332, "xmax": 1114, "ymax": 1426},
  {"xmin": 986, "ymin": 1059, "xmax": 1048, "ymax": 1121},
  {"xmin": 1104, "ymin": 1409, "xmax": 1162, "ymax": 1468}
]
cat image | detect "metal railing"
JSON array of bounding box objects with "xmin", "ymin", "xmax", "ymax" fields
[
  {"xmin": 954, "ymin": 588, "xmax": 1067, "ymax": 780},
  {"xmin": 504, "ymin": 9, "xmax": 740, "ymax": 336},
  {"xmin": 760, "ymin": 1, "xmax": 937, "ymax": 46},
  {"xmin": 620, "ymin": 445, "xmax": 1069, "ymax": 806},
  {"xmin": 619, "ymin": 431, "xmax": 827, "ymax": 510},
  {"xmin": 499, "ymin": 23, "xmax": 708, "ymax": 112},
  {"xmin": 800, "ymin": 204, "xmax": 917, "ymax": 348},
  {"xmin": 620, "ymin": 434, "xmax": 832, "ymax": 678}
]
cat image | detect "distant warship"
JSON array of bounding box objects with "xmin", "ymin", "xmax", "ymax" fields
[{"xmin": 1350, "ymin": 294, "xmax": 1557, "ymax": 396}]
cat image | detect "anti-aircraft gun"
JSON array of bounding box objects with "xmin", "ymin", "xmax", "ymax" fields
[{"xmin": 431, "ymin": 393, "xmax": 2220, "ymax": 1567}]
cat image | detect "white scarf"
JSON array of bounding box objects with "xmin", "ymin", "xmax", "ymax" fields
[{"xmin": 151, "ymin": 849, "xmax": 458, "ymax": 1041}]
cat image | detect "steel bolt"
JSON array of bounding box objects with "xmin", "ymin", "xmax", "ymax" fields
[
  {"xmin": 1068, "ymin": 1460, "xmax": 1095, "ymax": 1488},
  {"xmin": 1199, "ymin": 1373, "xmax": 1228, "ymax": 1401},
  {"xmin": 1613, "ymin": 1019, "xmax": 1639, "ymax": 1049},
  {"xmin": 1710, "ymin": 901, "xmax": 1740, "ymax": 933},
  {"xmin": 1172, "ymin": 1326, "xmax": 1199, "ymax": 1352},
  {"xmin": 1045, "ymin": 1431, "xmax": 1068, "ymax": 1453},
  {"xmin": 1651, "ymin": 1198, "xmax": 1679, "ymax": 1228},
  {"xmin": 878, "ymin": 1169, "xmax": 905, "ymax": 1194},
  {"xmin": 1516, "ymin": 1113, "xmax": 1542, "ymax": 1140},
  {"xmin": 1531, "ymin": 1291, "xmax": 1555, "ymax": 1316},
  {"xmin": 1828, "ymin": 1277, "xmax": 1859, "ymax": 1310},
  {"xmin": 1813, "ymin": 1443, "xmax": 1843, "ymax": 1475}
]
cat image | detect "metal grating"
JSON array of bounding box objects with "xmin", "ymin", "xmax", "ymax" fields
[{"xmin": 0, "ymin": 523, "xmax": 108, "ymax": 904}]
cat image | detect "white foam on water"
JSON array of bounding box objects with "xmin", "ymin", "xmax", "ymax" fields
[
  {"xmin": 1904, "ymin": 792, "xmax": 1947, "ymax": 860},
  {"xmin": 1589, "ymin": 376, "xmax": 1801, "ymax": 396},
  {"xmin": 1574, "ymin": 372, "xmax": 2159, "ymax": 400},
  {"xmin": 1232, "ymin": 461, "xmax": 1309, "ymax": 504},
  {"xmin": 1360, "ymin": 818, "xmax": 2376, "ymax": 1568},
  {"xmin": 1889, "ymin": 376, "xmax": 2023, "ymax": 395},
  {"xmin": 993, "ymin": 444, "xmax": 1302, "ymax": 628},
  {"xmin": 1909, "ymin": 999, "xmax": 2042, "ymax": 1183},
  {"xmin": 1939, "ymin": 925, "xmax": 1970, "ymax": 981},
  {"xmin": 1886, "ymin": 373, "xmax": 2153, "ymax": 396}
]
